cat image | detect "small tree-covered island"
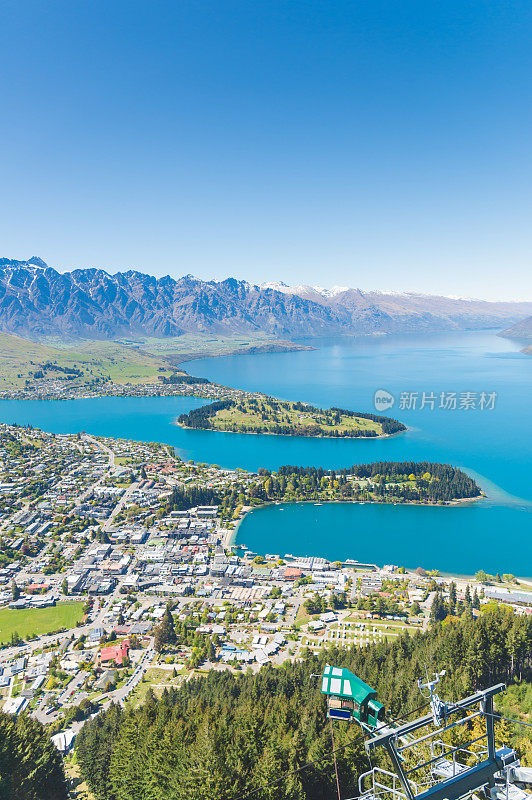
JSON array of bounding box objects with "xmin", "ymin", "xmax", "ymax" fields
[
  {"xmin": 177, "ymin": 397, "xmax": 406, "ymax": 438},
  {"xmin": 170, "ymin": 461, "xmax": 482, "ymax": 518}
]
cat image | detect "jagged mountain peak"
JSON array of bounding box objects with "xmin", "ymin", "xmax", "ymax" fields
[
  {"xmin": 261, "ymin": 281, "xmax": 290, "ymax": 292},
  {"xmin": 0, "ymin": 256, "xmax": 49, "ymax": 270},
  {"xmin": 27, "ymin": 256, "xmax": 48, "ymax": 268},
  {"xmin": 0, "ymin": 257, "xmax": 531, "ymax": 341}
]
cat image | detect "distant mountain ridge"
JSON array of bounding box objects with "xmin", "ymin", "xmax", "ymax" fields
[
  {"xmin": 1, "ymin": 257, "xmax": 532, "ymax": 341},
  {"xmin": 501, "ymin": 315, "xmax": 532, "ymax": 339}
]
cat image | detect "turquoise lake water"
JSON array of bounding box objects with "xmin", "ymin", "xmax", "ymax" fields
[{"xmin": 0, "ymin": 330, "xmax": 531, "ymax": 575}]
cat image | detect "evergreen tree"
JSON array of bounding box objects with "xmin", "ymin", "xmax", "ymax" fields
[
  {"xmin": 0, "ymin": 712, "xmax": 67, "ymax": 800},
  {"xmin": 154, "ymin": 605, "xmax": 177, "ymax": 652},
  {"xmin": 430, "ymin": 591, "xmax": 447, "ymax": 623},
  {"xmin": 449, "ymin": 581, "xmax": 457, "ymax": 615},
  {"xmin": 76, "ymin": 703, "xmax": 122, "ymax": 800},
  {"xmin": 108, "ymin": 712, "xmax": 146, "ymax": 800},
  {"xmin": 375, "ymin": 596, "xmax": 386, "ymax": 617}
]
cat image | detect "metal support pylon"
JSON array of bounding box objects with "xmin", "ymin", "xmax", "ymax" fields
[{"xmin": 363, "ymin": 684, "xmax": 516, "ymax": 800}]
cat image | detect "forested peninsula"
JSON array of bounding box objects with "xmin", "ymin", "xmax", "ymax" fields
[
  {"xmin": 167, "ymin": 461, "xmax": 482, "ymax": 521},
  {"xmin": 177, "ymin": 397, "xmax": 407, "ymax": 438}
]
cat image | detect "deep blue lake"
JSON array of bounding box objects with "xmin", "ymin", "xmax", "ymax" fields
[{"xmin": 1, "ymin": 330, "xmax": 530, "ymax": 575}]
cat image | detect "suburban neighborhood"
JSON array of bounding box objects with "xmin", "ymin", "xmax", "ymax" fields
[{"xmin": 0, "ymin": 422, "xmax": 530, "ymax": 764}]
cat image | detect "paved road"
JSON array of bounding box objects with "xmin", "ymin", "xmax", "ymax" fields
[
  {"xmin": 84, "ymin": 434, "xmax": 115, "ymax": 468},
  {"xmin": 57, "ymin": 670, "xmax": 89, "ymax": 706},
  {"xmin": 286, "ymin": 591, "xmax": 303, "ymax": 627},
  {"xmin": 71, "ymin": 434, "xmax": 118, "ymax": 511},
  {"xmin": 103, "ymin": 479, "xmax": 141, "ymax": 533},
  {"xmin": 101, "ymin": 646, "xmax": 155, "ymax": 707}
]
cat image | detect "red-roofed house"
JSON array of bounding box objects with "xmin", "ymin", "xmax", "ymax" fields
[
  {"xmin": 284, "ymin": 567, "xmax": 302, "ymax": 581},
  {"xmin": 26, "ymin": 583, "xmax": 50, "ymax": 593},
  {"xmin": 100, "ymin": 639, "xmax": 130, "ymax": 666}
]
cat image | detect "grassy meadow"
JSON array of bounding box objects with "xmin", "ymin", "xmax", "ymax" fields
[{"xmin": 208, "ymin": 398, "xmax": 383, "ymax": 436}]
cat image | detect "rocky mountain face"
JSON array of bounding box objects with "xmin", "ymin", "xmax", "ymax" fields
[{"xmin": 1, "ymin": 258, "xmax": 531, "ymax": 340}]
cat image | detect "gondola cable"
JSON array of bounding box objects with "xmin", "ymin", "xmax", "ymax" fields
[
  {"xmin": 228, "ymin": 729, "xmax": 361, "ymax": 800},
  {"xmin": 329, "ymin": 715, "xmax": 342, "ymax": 800},
  {"xmin": 228, "ymin": 703, "xmax": 429, "ymax": 800},
  {"xmin": 485, "ymin": 712, "xmax": 532, "ymax": 731}
]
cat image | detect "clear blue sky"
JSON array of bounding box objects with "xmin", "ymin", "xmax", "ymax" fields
[{"xmin": 1, "ymin": 0, "xmax": 531, "ymax": 299}]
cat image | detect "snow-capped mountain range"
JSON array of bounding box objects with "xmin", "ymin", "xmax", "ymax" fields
[
  {"xmin": 1, "ymin": 257, "xmax": 531, "ymax": 341},
  {"xmin": 261, "ymin": 281, "xmax": 351, "ymax": 299}
]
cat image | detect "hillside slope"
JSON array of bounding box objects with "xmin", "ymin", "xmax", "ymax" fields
[
  {"xmin": 75, "ymin": 606, "xmax": 532, "ymax": 800},
  {"xmin": 0, "ymin": 331, "xmax": 176, "ymax": 390},
  {"xmin": 501, "ymin": 315, "xmax": 532, "ymax": 339}
]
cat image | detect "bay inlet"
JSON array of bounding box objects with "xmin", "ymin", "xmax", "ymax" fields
[{"xmin": 1, "ymin": 330, "xmax": 531, "ymax": 575}]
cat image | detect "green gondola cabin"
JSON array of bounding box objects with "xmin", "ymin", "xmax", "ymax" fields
[{"xmin": 321, "ymin": 665, "xmax": 385, "ymax": 729}]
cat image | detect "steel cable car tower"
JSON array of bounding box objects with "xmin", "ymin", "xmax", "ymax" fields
[{"xmin": 321, "ymin": 665, "xmax": 532, "ymax": 800}]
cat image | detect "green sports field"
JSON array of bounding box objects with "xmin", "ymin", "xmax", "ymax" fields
[{"xmin": 0, "ymin": 601, "xmax": 85, "ymax": 644}]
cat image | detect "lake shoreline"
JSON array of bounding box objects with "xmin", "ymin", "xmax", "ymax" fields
[{"xmin": 0, "ymin": 331, "xmax": 529, "ymax": 577}]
